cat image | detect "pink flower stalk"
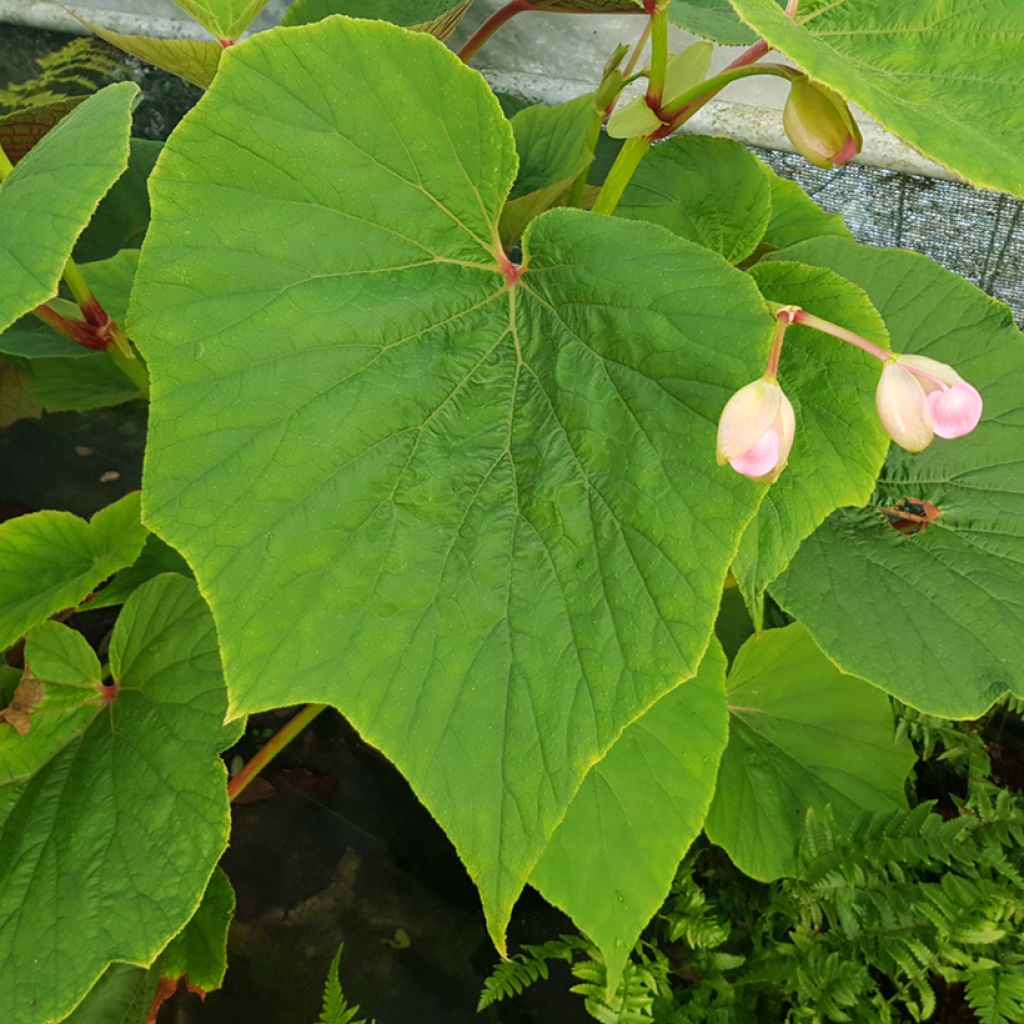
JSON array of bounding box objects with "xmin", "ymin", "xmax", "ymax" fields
[
  {"xmin": 876, "ymin": 354, "xmax": 983, "ymax": 452},
  {"xmin": 716, "ymin": 377, "xmax": 796, "ymax": 482}
]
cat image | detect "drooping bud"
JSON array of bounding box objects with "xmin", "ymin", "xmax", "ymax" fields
[
  {"xmin": 875, "ymin": 354, "xmax": 983, "ymax": 452},
  {"xmin": 716, "ymin": 377, "xmax": 796, "ymax": 482},
  {"xmin": 783, "ymin": 77, "xmax": 862, "ymax": 169}
]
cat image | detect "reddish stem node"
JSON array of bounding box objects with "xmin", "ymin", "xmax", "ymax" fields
[
  {"xmin": 33, "ymin": 303, "xmax": 109, "ymax": 349},
  {"xmin": 650, "ymin": 38, "xmax": 772, "ymax": 139},
  {"xmin": 498, "ymin": 252, "xmax": 524, "ymax": 287}
]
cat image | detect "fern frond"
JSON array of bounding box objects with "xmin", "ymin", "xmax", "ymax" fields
[
  {"xmin": 477, "ymin": 938, "xmax": 578, "ymax": 1010},
  {"xmin": 966, "ymin": 967, "xmax": 1024, "ymax": 1024},
  {"xmin": 0, "ymin": 39, "xmax": 128, "ymax": 115},
  {"xmin": 316, "ymin": 945, "xmax": 375, "ymax": 1024},
  {"xmin": 570, "ymin": 954, "xmax": 656, "ymax": 1024}
]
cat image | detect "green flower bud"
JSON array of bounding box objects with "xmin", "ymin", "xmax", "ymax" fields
[{"xmin": 783, "ymin": 77, "xmax": 863, "ymax": 169}]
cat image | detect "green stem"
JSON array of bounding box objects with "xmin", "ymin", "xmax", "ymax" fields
[
  {"xmin": 659, "ymin": 62, "xmax": 799, "ymax": 120},
  {"xmin": 106, "ymin": 331, "xmax": 151, "ymax": 396},
  {"xmin": 645, "ymin": 4, "xmax": 669, "ymax": 107},
  {"xmin": 227, "ymin": 703, "xmax": 328, "ymax": 802},
  {"xmin": 592, "ymin": 135, "xmax": 650, "ymax": 216},
  {"xmin": 764, "ymin": 315, "xmax": 788, "ymax": 379}
]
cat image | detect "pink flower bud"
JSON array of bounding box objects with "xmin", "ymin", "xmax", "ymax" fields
[
  {"xmin": 875, "ymin": 354, "xmax": 983, "ymax": 452},
  {"xmin": 783, "ymin": 77, "xmax": 863, "ymax": 169},
  {"xmin": 716, "ymin": 377, "xmax": 796, "ymax": 482}
]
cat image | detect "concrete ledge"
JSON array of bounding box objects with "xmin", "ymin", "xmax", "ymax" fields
[{"xmin": 0, "ymin": 0, "xmax": 951, "ymax": 180}]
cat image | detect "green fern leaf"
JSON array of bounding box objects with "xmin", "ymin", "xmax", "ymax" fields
[
  {"xmin": 967, "ymin": 969, "xmax": 1024, "ymax": 1024},
  {"xmin": 316, "ymin": 945, "xmax": 375, "ymax": 1024}
]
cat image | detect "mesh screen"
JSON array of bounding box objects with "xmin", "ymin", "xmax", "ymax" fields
[{"xmin": 757, "ymin": 148, "xmax": 1024, "ymax": 326}]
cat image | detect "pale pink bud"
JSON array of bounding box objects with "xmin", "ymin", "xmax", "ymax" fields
[
  {"xmin": 875, "ymin": 354, "xmax": 983, "ymax": 452},
  {"xmin": 783, "ymin": 77, "xmax": 863, "ymax": 169},
  {"xmin": 716, "ymin": 378, "xmax": 796, "ymax": 483}
]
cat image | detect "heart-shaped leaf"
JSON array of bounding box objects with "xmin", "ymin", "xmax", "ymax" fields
[
  {"xmin": 0, "ymin": 575, "xmax": 240, "ymax": 1024},
  {"xmin": 769, "ymin": 239, "xmax": 1024, "ymax": 717},
  {"xmin": 728, "ymin": 0, "xmax": 1024, "ymax": 197},
  {"xmin": 704, "ymin": 623, "xmax": 916, "ymax": 879},
  {"xmin": 130, "ymin": 17, "xmax": 773, "ymax": 947}
]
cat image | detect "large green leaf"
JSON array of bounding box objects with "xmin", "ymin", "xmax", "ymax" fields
[
  {"xmin": 531, "ymin": 640, "xmax": 728, "ymax": 992},
  {"xmin": 733, "ymin": 260, "xmax": 890, "ymax": 622},
  {"xmin": 282, "ymin": 0, "xmax": 473, "ymax": 38},
  {"xmin": 0, "ymin": 83, "xmax": 137, "ymax": 335},
  {"xmin": 0, "ymin": 492, "xmax": 147, "ymax": 651},
  {"xmin": 0, "ymin": 575, "xmax": 240, "ymax": 1024},
  {"xmin": 130, "ymin": 17, "xmax": 773, "ymax": 947},
  {"xmin": 769, "ymin": 239, "xmax": 1024, "ymax": 717},
  {"xmin": 728, "ymin": 0, "xmax": 1024, "ymax": 197},
  {"xmin": 704, "ymin": 624, "xmax": 915, "ymax": 879},
  {"xmin": 0, "ymin": 251, "xmax": 142, "ymax": 412},
  {"xmin": 616, "ymin": 135, "xmax": 772, "ymax": 264}
]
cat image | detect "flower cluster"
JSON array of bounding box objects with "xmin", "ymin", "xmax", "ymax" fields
[{"xmin": 716, "ymin": 311, "xmax": 983, "ymax": 483}]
